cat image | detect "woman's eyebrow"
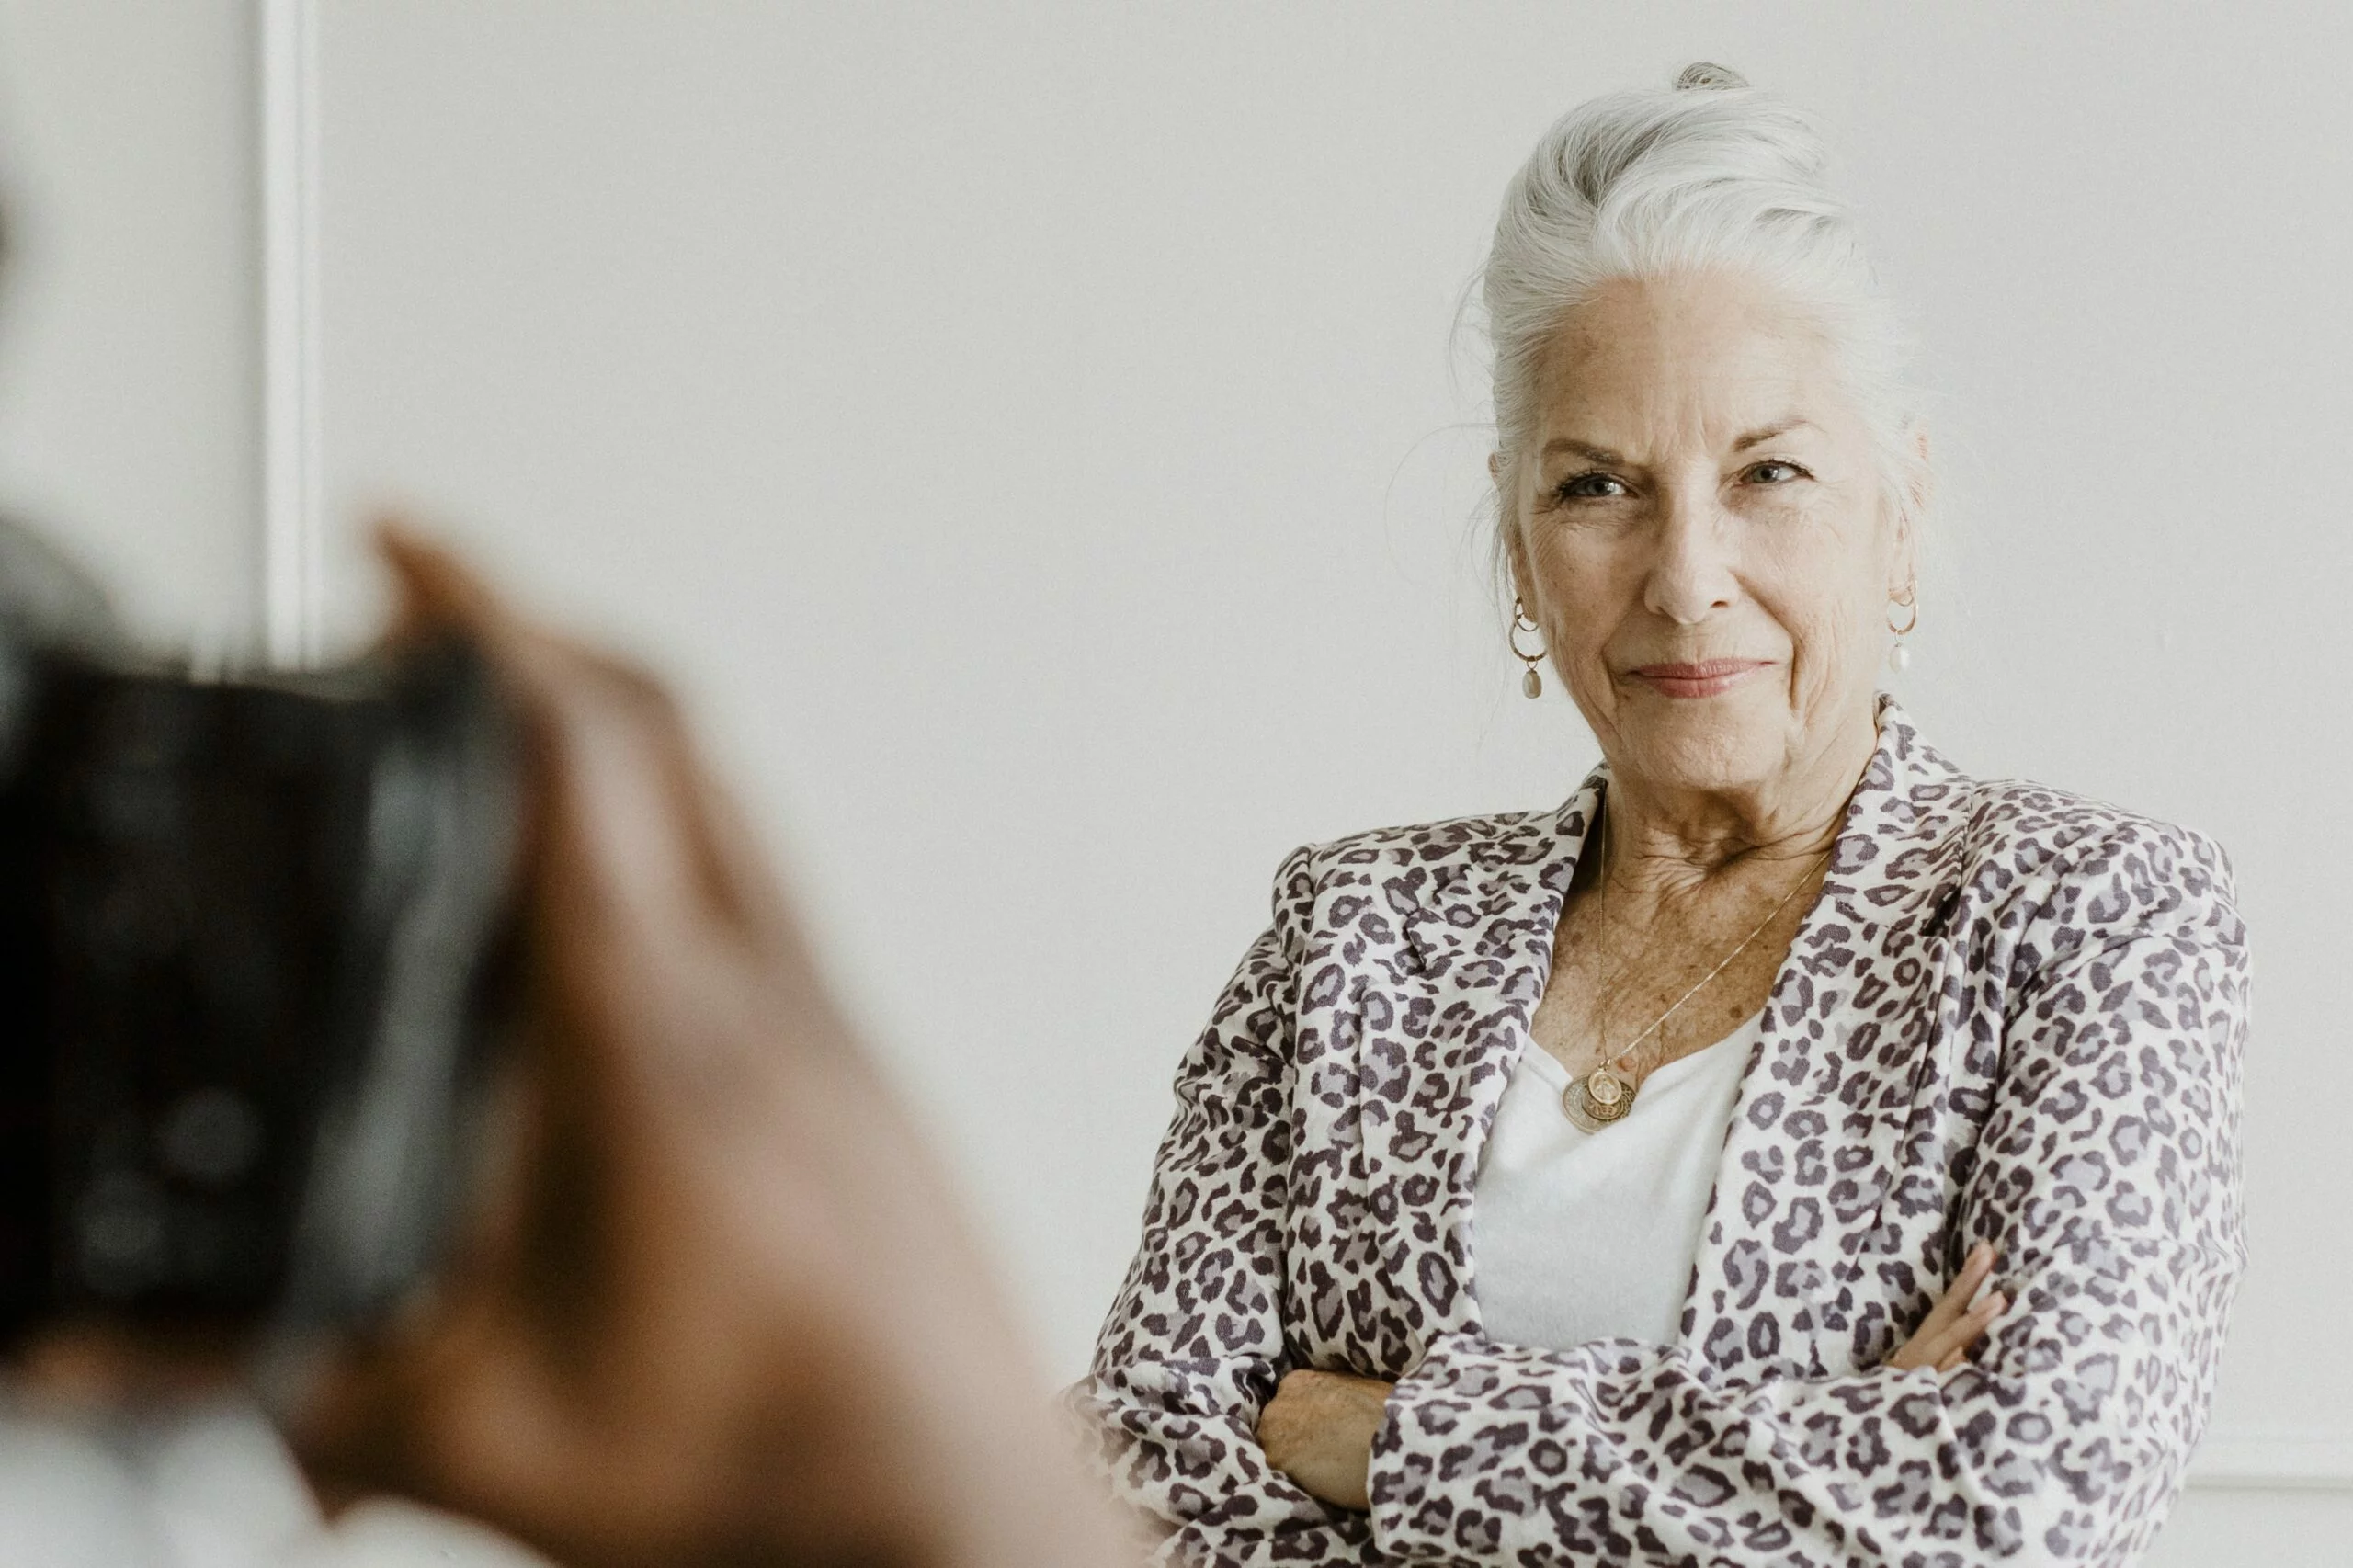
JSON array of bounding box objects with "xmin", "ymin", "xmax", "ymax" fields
[
  {"xmin": 1539, "ymin": 437, "xmax": 1628, "ymax": 464},
  {"xmin": 1733, "ymin": 419, "xmax": 1815, "ymax": 449},
  {"xmin": 1539, "ymin": 421, "xmax": 1816, "ymax": 464}
]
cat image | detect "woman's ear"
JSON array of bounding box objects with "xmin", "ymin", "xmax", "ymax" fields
[
  {"xmin": 1905, "ymin": 424, "xmax": 1933, "ymax": 527},
  {"xmin": 1492, "ymin": 450, "xmax": 1537, "ymax": 608},
  {"xmin": 1890, "ymin": 422, "xmax": 1930, "ymax": 593},
  {"xmin": 1505, "ymin": 538, "xmax": 1539, "ymax": 620}
]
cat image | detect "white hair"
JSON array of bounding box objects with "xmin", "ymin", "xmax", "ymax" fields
[{"xmin": 1480, "ymin": 62, "xmax": 1924, "ymax": 547}]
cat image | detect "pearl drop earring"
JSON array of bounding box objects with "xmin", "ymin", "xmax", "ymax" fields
[
  {"xmin": 1510, "ymin": 602, "xmax": 1547, "ymax": 698},
  {"xmin": 1886, "ymin": 585, "xmax": 1919, "ymax": 674}
]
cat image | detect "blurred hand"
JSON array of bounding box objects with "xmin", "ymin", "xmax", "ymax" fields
[
  {"xmin": 286, "ymin": 527, "xmax": 1130, "ymax": 1568},
  {"xmin": 1256, "ymin": 1369, "xmax": 1393, "ymax": 1512},
  {"xmin": 1888, "ymin": 1241, "xmax": 2008, "ymax": 1374}
]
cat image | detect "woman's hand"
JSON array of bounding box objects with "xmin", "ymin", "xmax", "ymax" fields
[
  {"xmin": 1257, "ymin": 1369, "xmax": 1395, "ymax": 1511},
  {"xmin": 1259, "ymin": 1244, "xmax": 2000, "ymax": 1518},
  {"xmin": 1888, "ymin": 1241, "xmax": 2009, "ymax": 1373}
]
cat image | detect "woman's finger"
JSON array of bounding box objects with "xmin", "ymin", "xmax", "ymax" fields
[
  {"xmin": 1901, "ymin": 1243, "xmax": 1995, "ymax": 1346},
  {"xmin": 1917, "ymin": 1243, "xmax": 1994, "ymax": 1332},
  {"xmin": 1926, "ymin": 1290, "xmax": 2006, "ymax": 1356},
  {"xmin": 1920, "ymin": 1291, "xmax": 2009, "ymax": 1369},
  {"xmin": 1889, "ymin": 1245, "xmax": 2006, "ymax": 1370}
]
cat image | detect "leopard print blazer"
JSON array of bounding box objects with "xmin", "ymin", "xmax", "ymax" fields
[{"xmin": 1069, "ymin": 700, "xmax": 2248, "ymax": 1567}]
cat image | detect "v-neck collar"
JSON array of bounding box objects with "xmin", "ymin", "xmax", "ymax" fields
[
  {"xmin": 1400, "ymin": 697, "xmax": 1976, "ymax": 1356},
  {"xmin": 1505, "ymin": 1002, "xmax": 1764, "ymax": 1108}
]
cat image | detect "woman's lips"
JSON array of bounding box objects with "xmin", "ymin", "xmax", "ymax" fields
[{"xmin": 1627, "ymin": 658, "xmax": 1772, "ymax": 699}]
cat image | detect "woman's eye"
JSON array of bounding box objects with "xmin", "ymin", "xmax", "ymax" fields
[
  {"xmin": 1552, "ymin": 471, "xmax": 1628, "ymax": 503},
  {"xmin": 1742, "ymin": 460, "xmax": 1808, "ymax": 485}
]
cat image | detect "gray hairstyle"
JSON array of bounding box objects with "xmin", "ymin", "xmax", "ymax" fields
[{"xmin": 1481, "ymin": 62, "xmax": 1923, "ymax": 546}]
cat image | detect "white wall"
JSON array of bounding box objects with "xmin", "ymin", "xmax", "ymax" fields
[
  {"xmin": 2, "ymin": 2, "xmax": 2347, "ymax": 1560},
  {"xmin": 0, "ymin": 0, "xmax": 257, "ymax": 645}
]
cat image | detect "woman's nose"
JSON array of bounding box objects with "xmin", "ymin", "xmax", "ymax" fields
[{"xmin": 1642, "ymin": 484, "xmax": 1737, "ymax": 626}]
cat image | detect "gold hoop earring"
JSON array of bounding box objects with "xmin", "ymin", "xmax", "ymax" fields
[
  {"xmin": 1510, "ymin": 599, "xmax": 1547, "ymax": 699},
  {"xmin": 1887, "ymin": 585, "xmax": 1918, "ymax": 672}
]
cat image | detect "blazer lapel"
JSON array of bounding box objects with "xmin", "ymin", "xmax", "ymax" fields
[
  {"xmin": 1685, "ymin": 699, "xmax": 1977, "ymax": 1379},
  {"xmin": 1349, "ymin": 778, "xmax": 1602, "ymax": 1366},
  {"xmin": 1315, "ymin": 700, "xmax": 1976, "ymax": 1381}
]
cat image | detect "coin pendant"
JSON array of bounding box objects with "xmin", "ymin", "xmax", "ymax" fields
[{"xmin": 1560, "ymin": 1066, "xmax": 1639, "ymax": 1133}]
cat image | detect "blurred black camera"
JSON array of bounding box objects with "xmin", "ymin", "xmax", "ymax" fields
[{"xmin": 0, "ymin": 523, "xmax": 522, "ymax": 1346}]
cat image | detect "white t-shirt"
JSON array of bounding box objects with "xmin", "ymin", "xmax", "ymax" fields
[
  {"xmin": 1470, "ymin": 1012, "xmax": 1759, "ymax": 1352},
  {"xmin": 0, "ymin": 1398, "xmax": 546, "ymax": 1568}
]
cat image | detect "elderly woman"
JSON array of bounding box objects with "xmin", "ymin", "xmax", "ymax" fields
[{"xmin": 1069, "ymin": 64, "xmax": 2246, "ymax": 1568}]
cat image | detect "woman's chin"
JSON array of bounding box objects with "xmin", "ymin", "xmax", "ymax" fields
[{"xmin": 1610, "ymin": 712, "xmax": 1791, "ymax": 796}]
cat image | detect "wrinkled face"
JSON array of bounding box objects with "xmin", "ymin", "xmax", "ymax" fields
[{"xmin": 1504, "ymin": 271, "xmax": 1913, "ymax": 800}]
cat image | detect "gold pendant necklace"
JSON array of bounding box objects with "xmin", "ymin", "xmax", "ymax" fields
[
  {"xmin": 1558, "ymin": 806, "xmax": 1832, "ymax": 1134},
  {"xmin": 1560, "ymin": 1061, "xmax": 1638, "ymax": 1131}
]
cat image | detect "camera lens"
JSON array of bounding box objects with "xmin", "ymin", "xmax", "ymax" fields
[{"xmin": 157, "ymin": 1088, "xmax": 264, "ymax": 1189}]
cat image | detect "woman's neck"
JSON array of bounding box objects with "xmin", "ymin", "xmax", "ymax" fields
[{"xmin": 1597, "ymin": 706, "xmax": 1877, "ymax": 896}]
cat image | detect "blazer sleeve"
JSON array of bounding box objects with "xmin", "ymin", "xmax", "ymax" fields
[
  {"xmin": 1066, "ymin": 845, "xmax": 1382, "ymax": 1568},
  {"xmin": 1365, "ymin": 819, "xmax": 2249, "ymax": 1567}
]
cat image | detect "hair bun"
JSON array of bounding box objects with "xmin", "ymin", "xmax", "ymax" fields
[{"xmin": 1674, "ymin": 62, "xmax": 1749, "ymax": 91}]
